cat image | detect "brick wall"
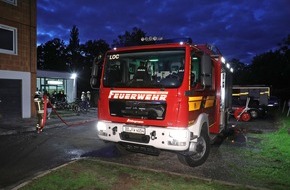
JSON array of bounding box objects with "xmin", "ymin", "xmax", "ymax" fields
[{"xmin": 0, "ymin": 0, "xmax": 37, "ymax": 116}]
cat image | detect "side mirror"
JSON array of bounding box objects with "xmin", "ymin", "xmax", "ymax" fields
[
  {"xmin": 91, "ymin": 55, "xmax": 102, "ymax": 77},
  {"xmin": 91, "ymin": 60, "xmax": 98, "ymax": 77},
  {"xmin": 90, "ymin": 77, "xmax": 98, "ymax": 86},
  {"xmin": 90, "ymin": 54, "xmax": 103, "ymax": 89}
]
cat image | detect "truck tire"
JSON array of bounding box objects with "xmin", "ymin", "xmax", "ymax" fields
[{"xmin": 177, "ymin": 126, "xmax": 210, "ymax": 167}]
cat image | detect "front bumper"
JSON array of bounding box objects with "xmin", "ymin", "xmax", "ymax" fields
[{"xmin": 96, "ymin": 120, "xmax": 192, "ymax": 151}]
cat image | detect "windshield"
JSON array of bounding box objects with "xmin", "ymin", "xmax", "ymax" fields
[{"xmin": 103, "ymin": 49, "xmax": 185, "ymax": 88}]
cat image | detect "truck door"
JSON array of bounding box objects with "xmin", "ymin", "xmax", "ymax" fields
[
  {"xmin": 187, "ymin": 53, "xmax": 202, "ymax": 123},
  {"xmin": 189, "ymin": 53, "xmax": 216, "ymax": 127}
]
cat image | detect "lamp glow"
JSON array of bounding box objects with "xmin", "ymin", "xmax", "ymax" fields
[{"xmin": 71, "ymin": 73, "xmax": 77, "ymax": 79}]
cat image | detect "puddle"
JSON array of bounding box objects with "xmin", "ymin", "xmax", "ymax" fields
[
  {"xmin": 224, "ymin": 124, "xmax": 249, "ymax": 145},
  {"xmin": 81, "ymin": 144, "xmax": 121, "ymax": 158},
  {"xmin": 64, "ymin": 149, "xmax": 85, "ymax": 160}
]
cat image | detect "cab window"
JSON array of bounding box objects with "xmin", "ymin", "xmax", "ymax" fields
[{"xmin": 191, "ymin": 55, "xmax": 200, "ymax": 87}]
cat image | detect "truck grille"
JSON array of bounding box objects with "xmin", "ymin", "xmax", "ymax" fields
[
  {"xmin": 109, "ymin": 100, "xmax": 167, "ymax": 120},
  {"xmin": 120, "ymin": 132, "xmax": 150, "ymax": 143}
]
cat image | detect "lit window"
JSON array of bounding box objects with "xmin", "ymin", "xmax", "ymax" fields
[{"xmin": 0, "ymin": 24, "xmax": 17, "ymax": 55}]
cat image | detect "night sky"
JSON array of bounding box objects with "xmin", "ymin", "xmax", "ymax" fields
[{"xmin": 37, "ymin": 0, "xmax": 290, "ymax": 64}]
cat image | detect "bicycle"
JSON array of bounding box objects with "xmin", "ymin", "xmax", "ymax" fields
[{"xmin": 70, "ymin": 98, "xmax": 89, "ymax": 114}]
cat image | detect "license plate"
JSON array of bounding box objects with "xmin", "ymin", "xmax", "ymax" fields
[{"xmin": 123, "ymin": 125, "xmax": 146, "ymax": 134}]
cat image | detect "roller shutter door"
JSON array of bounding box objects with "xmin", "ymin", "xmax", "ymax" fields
[{"xmin": 0, "ymin": 79, "xmax": 21, "ymax": 118}]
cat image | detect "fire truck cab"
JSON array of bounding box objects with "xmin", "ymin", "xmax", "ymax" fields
[{"xmin": 91, "ymin": 37, "xmax": 232, "ymax": 167}]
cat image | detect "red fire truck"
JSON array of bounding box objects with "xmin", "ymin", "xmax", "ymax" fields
[{"xmin": 90, "ymin": 37, "xmax": 233, "ymax": 167}]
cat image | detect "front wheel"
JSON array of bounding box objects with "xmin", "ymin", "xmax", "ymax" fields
[
  {"xmin": 72, "ymin": 104, "xmax": 80, "ymax": 113},
  {"xmin": 177, "ymin": 127, "xmax": 210, "ymax": 167}
]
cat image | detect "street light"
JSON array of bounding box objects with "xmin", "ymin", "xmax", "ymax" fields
[{"xmin": 71, "ymin": 73, "xmax": 77, "ymax": 79}]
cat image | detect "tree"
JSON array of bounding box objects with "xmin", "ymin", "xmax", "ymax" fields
[
  {"xmin": 112, "ymin": 27, "xmax": 147, "ymax": 47},
  {"xmin": 67, "ymin": 25, "xmax": 82, "ymax": 72},
  {"xmin": 251, "ymin": 51, "xmax": 282, "ymax": 86},
  {"xmin": 250, "ymin": 34, "xmax": 290, "ymax": 89},
  {"xmin": 229, "ymin": 58, "xmax": 249, "ymax": 85},
  {"xmin": 79, "ymin": 39, "xmax": 110, "ymax": 91},
  {"xmin": 37, "ymin": 38, "xmax": 67, "ymax": 71},
  {"xmin": 81, "ymin": 39, "xmax": 110, "ymax": 65},
  {"xmin": 278, "ymin": 34, "xmax": 290, "ymax": 54},
  {"xmin": 246, "ymin": 34, "xmax": 290, "ymax": 100}
]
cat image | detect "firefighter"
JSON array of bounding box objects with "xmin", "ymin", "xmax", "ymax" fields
[
  {"xmin": 81, "ymin": 91, "xmax": 87, "ymax": 111},
  {"xmin": 87, "ymin": 91, "xmax": 91, "ymax": 108},
  {"xmin": 81, "ymin": 91, "xmax": 86, "ymax": 101},
  {"xmin": 87, "ymin": 91, "xmax": 91, "ymax": 102},
  {"xmin": 34, "ymin": 91, "xmax": 44, "ymax": 131},
  {"xmin": 44, "ymin": 90, "xmax": 52, "ymax": 119}
]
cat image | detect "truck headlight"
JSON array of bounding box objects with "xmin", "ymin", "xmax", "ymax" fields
[
  {"xmin": 97, "ymin": 121, "xmax": 106, "ymax": 131},
  {"xmin": 168, "ymin": 130, "xmax": 188, "ymax": 147},
  {"xmin": 97, "ymin": 121, "xmax": 108, "ymax": 136},
  {"xmin": 169, "ymin": 130, "xmax": 188, "ymax": 140}
]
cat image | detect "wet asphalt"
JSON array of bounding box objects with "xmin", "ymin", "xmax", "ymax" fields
[{"xmin": 0, "ymin": 110, "xmax": 280, "ymax": 189}]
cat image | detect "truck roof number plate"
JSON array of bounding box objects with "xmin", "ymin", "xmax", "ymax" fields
[{"xmin": 123, "ymin": 126, "xmax": 146, "ymax": 134}]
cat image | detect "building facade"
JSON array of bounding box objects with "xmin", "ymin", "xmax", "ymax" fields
[{"xmin": 0, "ymin": 0, "xmax": 36, "ymax": 118}]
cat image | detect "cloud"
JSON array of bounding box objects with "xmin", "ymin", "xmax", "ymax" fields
[{"xmin": 37, "ymin": 0, "xmax": 290, "ymax": 63}]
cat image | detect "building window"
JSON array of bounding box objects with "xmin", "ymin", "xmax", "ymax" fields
[
  {"xmin": 1, "ymin": 0, "xmax": 17, "ymax": 6},
  {"xmin": 0, "ymin": 24, "xmax": 17, "ymax": 55},
  {"xmin": 37, "ymin": 77, "xmax": 67, "ymax": 96}
]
